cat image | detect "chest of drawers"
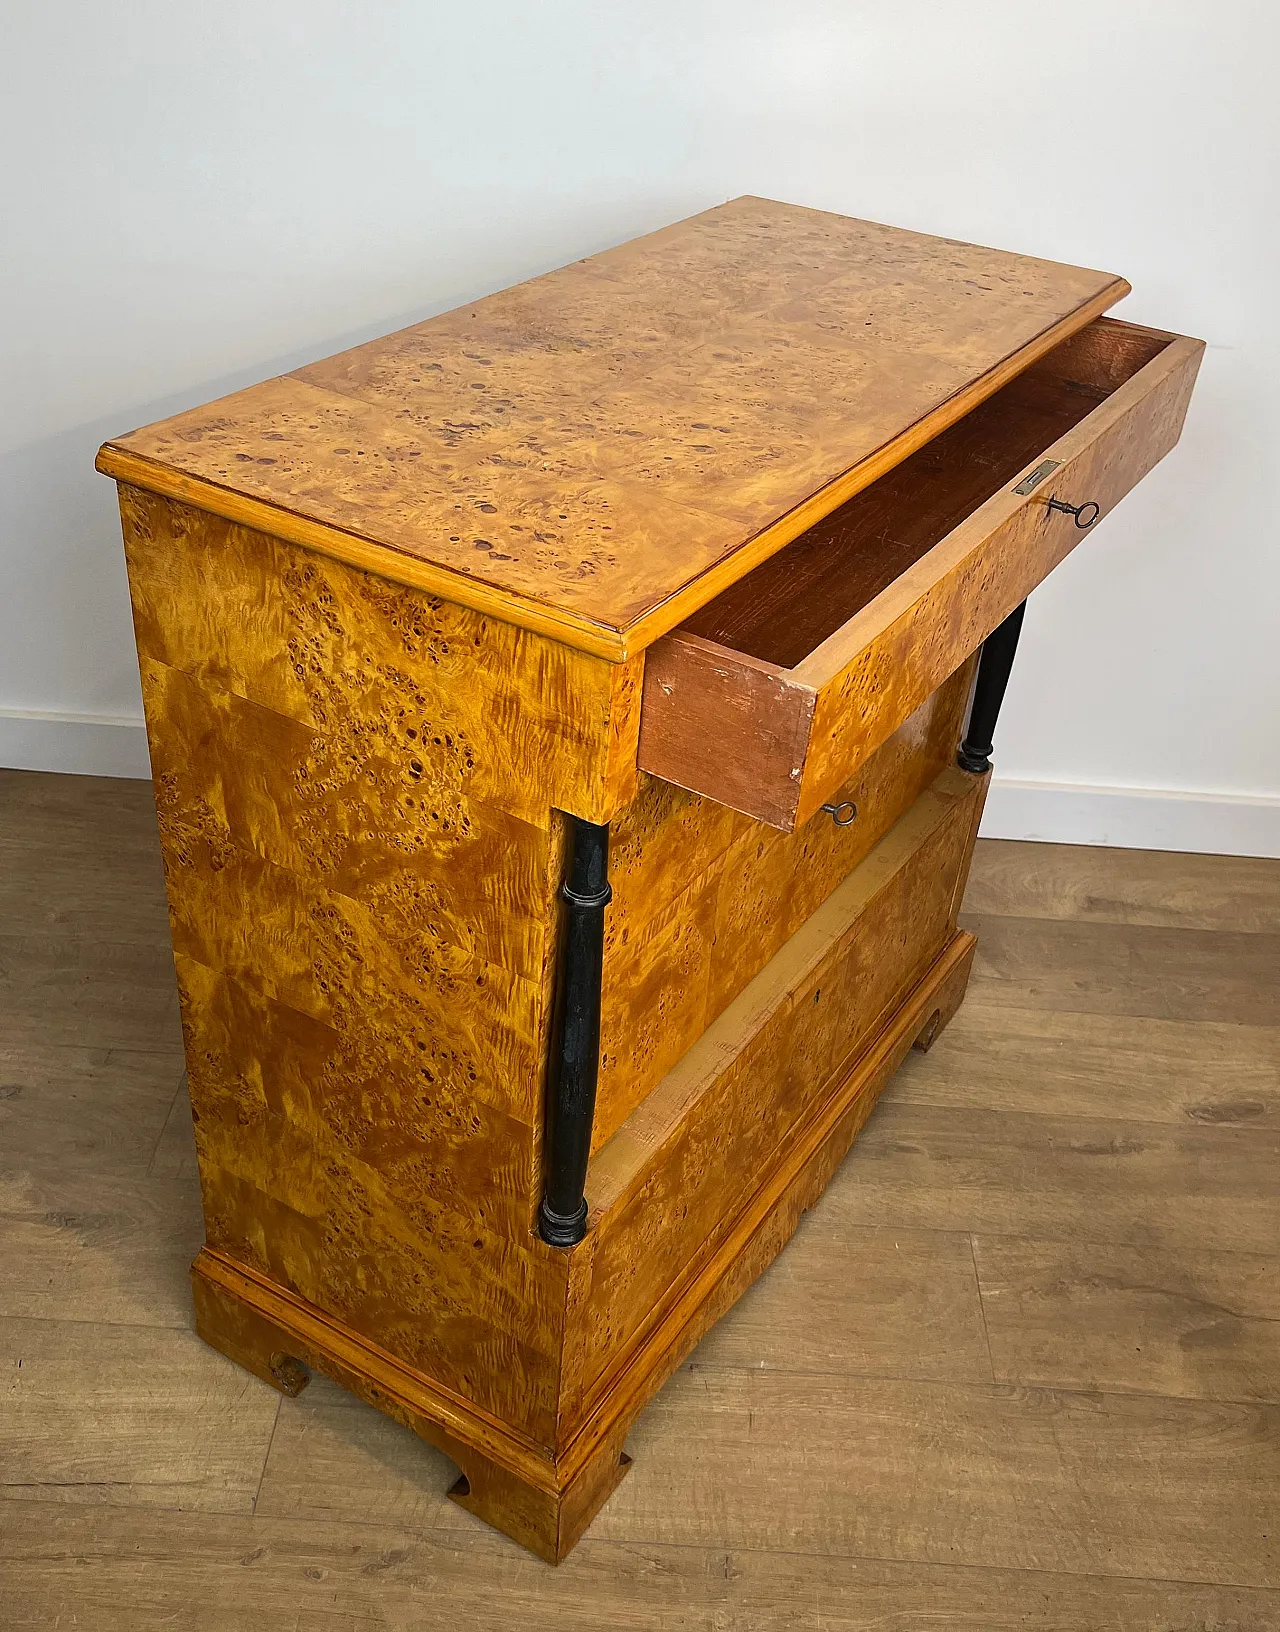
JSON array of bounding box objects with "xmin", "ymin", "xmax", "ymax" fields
[{"xmin": 98, "ymin": 197, "xmax": 1201, "ymax": 1562}]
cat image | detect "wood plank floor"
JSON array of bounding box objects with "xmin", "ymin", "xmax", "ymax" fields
[{"xmin": 1, "ymin": 769, "xmax": 1276, "ymax": 1629}]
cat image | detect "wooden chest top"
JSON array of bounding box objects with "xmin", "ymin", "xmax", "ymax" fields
[{"xmin": 97, "ymin": 197, "xmax": 1127, "ymax": 658}]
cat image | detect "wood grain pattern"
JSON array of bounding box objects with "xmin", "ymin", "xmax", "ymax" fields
[
  {"xmin": 188, "ymin": 1247, "xmax": 634, "ymax": 1566},
  {"xmin": 592, "ymin": 660, "xmax": 972, "ymax": 1148},
  {"xmin": 638, "ymin": 319, "xmax": 1203, "ymax": 829},
  {"xmin": 88, "ymin": 200, "xmax": 1212, "ymax": 1571},
  {"xmin": 893, "ymin": 1002, "xmax": 1280, "ymax": 1128},
  {"xmin": 592, "ymin": 1367, "xmax": 1280, "ymax": 1589},
  {"xmin": 8, "ymin": 1504, "xmax": 1280, "ymax": 1632},
  {"xmin": 0, "ymin": 769, "xmax": 171, "ymax": 946},
  {"xmin": 116, "ymin": 478, "xmax": 995, "ymax": 1555},
  {"xmin": 679, "ymin": 318, "xmax": 1173, "ymax": 669},
  {"xmin": 0, "ymin": 1043, "xmax": 182, "ymax": 1177},
  {"xmin": 678, "ymin": 368, "xmax": 1122, "ymax": 666},
  {"xmin": 975, "ymin": 1235, "xmax": 1280, "ymax": 1404},
  {"xmin": 578, "ymin": 773, "xmax": 984, "ymax": 1420},
  {"xmin": 0, "ymin": 931, "xmax": 180, "ymax": 1051},
  {"xmin": 96, "ymin": 198, "xmax": 1128, "ymax": 657},
  {"xmin": 966, "ymin": 914, "xmax": 1280, "ymax": 1027},
  {"xmin": 553, "ymin": 932, "xmax": 980, "ymax": 1518},
  {"xmin": 0, "ymin": 1316, "xmax": 280, "ymax": 1515},
  {"xmin": 118, "ymin": 489, "xmax": 652, "ymax": 1447},
  {"xmin": 187, "ymin": 830, "xmax": 982, "ymax": 1559},
  {"xmin": 114, "ymin": 457, "xmax": 1001, "ymax": 1559},
  {"xmin": 0, "ymin": 1163, "xmax": 201, "ymax": 1327},
  {"xmin": 835, "ymin": 1101, "xmax": 1280, "ymax": 1257},
  {"xmin": 634, "ymin": 634, "xmax": 815, "ymax": 827},
  {"xmin": 965, "ymin": 837, "xmax": 1280, "ymax": 932},
  {"xmin": 690, "ymin": 1222, "xmax": 993, "ymax": 1383},
  {"xmin": 5, "ymin": 772, "xmax": 1280, "ymax": 1619},
  {"xmin": 254, "ymin": 1375, "xmax": 457, "ymax": 1529},
  {"xmin": 121, "ymin": 485, "xmax": 642, "ymax": 828}
]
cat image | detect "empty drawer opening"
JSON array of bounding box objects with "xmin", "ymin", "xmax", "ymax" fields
[{"xmin": 679, "ymin": 317, "xmax": 1175, "ymax": 669}]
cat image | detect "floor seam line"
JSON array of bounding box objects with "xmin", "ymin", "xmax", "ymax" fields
[{"xmin": 968, "ymin": 1230, "xmax": 999, "ymax": 1385}]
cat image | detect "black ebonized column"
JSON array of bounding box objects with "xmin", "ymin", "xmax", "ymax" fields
[
  {"xmin": 957, "ymin": 600, "xmax": 1027, "ymax": 775},
  {"xmin": 538, "ymin": 816, "xmax": 611, "ymax": 1248}
]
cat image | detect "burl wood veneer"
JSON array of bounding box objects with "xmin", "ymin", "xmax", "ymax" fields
[{"xmin": 98, "ymin": 197, "xmax": 1202, "ymax": 1562}]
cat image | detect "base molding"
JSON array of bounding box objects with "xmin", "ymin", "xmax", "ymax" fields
[
  {"xmin": 0, "ymin": 707, "xmax": 151, "ymax": 779},
  {"xmin": 982, "ymin": 775, "xmax": 1280, "ymax": 858},
  {"xmin": 191, "ymin": 929, "xmax": 975, "ymax": 1563},
  {"xmin": 191, "ymin": 1248, "xmax": 625, "ymax": 1564}
]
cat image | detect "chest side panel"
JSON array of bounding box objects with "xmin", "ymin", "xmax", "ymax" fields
[{"xmin": 118, "ymin": 486, "xmax": 637, "ymax": 1442}]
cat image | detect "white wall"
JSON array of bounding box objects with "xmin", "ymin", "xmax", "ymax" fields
[{"xmin": 2, "ymin": 1, "xmax": 1277, "ymax": 852}]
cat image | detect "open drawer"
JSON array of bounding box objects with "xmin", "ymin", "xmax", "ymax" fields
[{"xmin": 637, "ymin": 317, "xmax": 1203, "ymax": 831}]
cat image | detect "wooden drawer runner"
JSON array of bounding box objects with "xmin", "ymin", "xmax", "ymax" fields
[{"xmin": 637, "ymin": 317, "xmax": 1204, "ymax": 830}]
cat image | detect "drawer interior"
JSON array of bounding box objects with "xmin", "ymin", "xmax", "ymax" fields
[{"xmin": 679, "ymin": 317, "xmax": 1174, "ymax": 669}]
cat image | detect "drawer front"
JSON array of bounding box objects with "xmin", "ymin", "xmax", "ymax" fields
[
  {"xmin": 638, "ymin": 323, "xmax": 1203, "ymax": 830},
  {"xmin": 592, "ymin": 659, "xmax": 974, "ymax": 1151},
  {"xmin": 578, "ymin": 765, "xmax": 985, "ymax": 1411}
]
